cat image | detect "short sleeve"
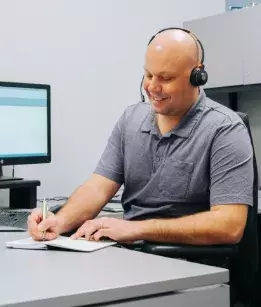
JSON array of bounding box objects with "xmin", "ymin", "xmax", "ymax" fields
[
  {"xmin": 94, "ymin": 112, "xmax": 125, "ymax": 184},
  {"xmin": 210, "ymin": 122, "xmax": 253, "ymax": 206}
]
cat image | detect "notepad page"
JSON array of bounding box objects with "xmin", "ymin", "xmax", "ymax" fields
[
  {"xmin": 45, "ymin": 237, "xmax": 116, "ymax": 252},
  {"xmin": 6, "ymin": 237, "xmax": 47, "ymax": 250}
]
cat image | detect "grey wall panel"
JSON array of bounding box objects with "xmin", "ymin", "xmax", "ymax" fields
[
  {"xmin": 184, "ymin": 10, "xmax": 244, "ymax": 89},
  {"xmin": 242, "ymin": 5, "xmax": 261, "ymax": 85}
]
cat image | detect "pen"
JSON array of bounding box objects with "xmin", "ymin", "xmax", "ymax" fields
[{"xmin": 42, "ymin": 197, "xmax": 48, "ymax": 241}]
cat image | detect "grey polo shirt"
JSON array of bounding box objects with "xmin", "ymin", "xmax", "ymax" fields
[{"xmin": 94, "ymin": 89, "xmax": 253, "ymax": 220}]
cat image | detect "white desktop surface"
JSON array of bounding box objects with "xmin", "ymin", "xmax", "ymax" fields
[{"xmin": 0, "ymin": 232, "xmax": 229, "ymax": 307}]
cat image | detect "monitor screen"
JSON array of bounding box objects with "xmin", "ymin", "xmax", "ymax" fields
[{"xmin": 0, "ymin": 81, "xmax": 51, "ymax": 166}]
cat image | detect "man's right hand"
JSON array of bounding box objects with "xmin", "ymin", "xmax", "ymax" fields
[{"xmin": 27, "ymin": 208, "xmax": 62, "ymax": 241}]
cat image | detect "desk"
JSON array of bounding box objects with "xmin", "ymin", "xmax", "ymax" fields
[{"xmin": 0, "ymin": 233, "xmax": 229, "ymax": 307}]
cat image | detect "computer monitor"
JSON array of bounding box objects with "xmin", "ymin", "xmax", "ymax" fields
[{"xmin": 0, "ymin": 81, "xmax": 51, "ymax": 181}]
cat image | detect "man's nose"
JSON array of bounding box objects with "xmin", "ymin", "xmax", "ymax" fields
[{"xmin": 148, "ymin": 77, "xmax": 162, "ymax": 93}]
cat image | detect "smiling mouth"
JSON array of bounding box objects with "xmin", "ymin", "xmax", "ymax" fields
[{"xmin": 151, "ymin": 96, "xmax": 169, "ymax": 102}]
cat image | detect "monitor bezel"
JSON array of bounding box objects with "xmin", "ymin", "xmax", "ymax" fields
[{"xmin": 0, "ymin": 81, "xmax": 51, "ymax": 166}]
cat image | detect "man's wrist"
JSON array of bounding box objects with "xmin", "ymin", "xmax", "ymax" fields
[
  {"xmin": 133, "ymin": 219, "xmax": 156, "ymax": 241},
  {"xmin": 56, "ymin": 214, "xmax": 68, "ymax": 234}
]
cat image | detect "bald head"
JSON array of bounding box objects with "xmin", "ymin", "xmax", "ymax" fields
[{"xmin": 146, "ymin": 29, "xmax": 201, "ymax": 71}]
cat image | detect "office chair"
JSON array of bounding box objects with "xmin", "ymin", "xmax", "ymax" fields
[
  {"xmin": 256, "ymin": 211, "xmax": 261, "ymax": 307},
  {"xmin": 126, "ymin": 112, "xmax": 259, "ymax": 307}
]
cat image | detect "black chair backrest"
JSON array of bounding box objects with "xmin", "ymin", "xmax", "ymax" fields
[{"xmin": 234, "ymin": 112, "xmax": 259, "ymax": 300}]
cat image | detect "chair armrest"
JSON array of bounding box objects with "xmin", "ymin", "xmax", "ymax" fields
[
  {"xmin": 123, "ymin": 242, "xmax": 238, "ymax": 259},
  {"xmin": 141, "ymin": 242, "xmax": 238, "ymax": 258}
]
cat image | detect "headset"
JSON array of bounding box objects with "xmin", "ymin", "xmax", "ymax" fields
[{"xmin": 140, "ymin": 27, "xmax": 208, "ymax": 102}]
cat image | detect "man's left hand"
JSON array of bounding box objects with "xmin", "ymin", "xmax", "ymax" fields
[{"xmin": 70, "ymin": 217, "xmax": 141, "ymax": 243}]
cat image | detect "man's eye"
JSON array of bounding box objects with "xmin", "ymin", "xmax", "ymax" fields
[
  {"xmin": 146, "ymin": 75, "xmax": 152, "ymax": 79},
  {"xmin": 162, "ymin": 77, "xmax": 172, "ymax": 81}
]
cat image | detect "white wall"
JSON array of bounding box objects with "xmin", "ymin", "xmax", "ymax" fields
[{"xmin": 0, "ymin": 0, "xmax": 225, "ymax": 201}]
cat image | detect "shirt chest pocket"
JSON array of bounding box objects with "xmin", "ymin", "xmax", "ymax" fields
[{"xmin": 159, "ymin": 158, "xmax": 193, "ymax": 200}]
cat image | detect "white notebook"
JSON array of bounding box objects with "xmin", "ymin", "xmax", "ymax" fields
[{"xmin": 6, "ymin": 236, "xmax": 117, "ymax": 252}]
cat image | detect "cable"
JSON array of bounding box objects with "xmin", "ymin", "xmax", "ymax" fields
[
  {"xmin": 38, "ymin": 196, "xmax": 68, "ymax": 202},
  {"xmin": 37, "ymin": 186, "xmax": 124, "ymax": 203},
  {"xmin": 140, "ymin": 76, "xmax": 145, "ymax": 102}
]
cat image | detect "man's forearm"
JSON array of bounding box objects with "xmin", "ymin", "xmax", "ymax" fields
[
  {"xmin": 56, "ymin": 175, "xmax": 120, "ymax": 234},
  {"xmin": 55, "ymin": 184, "xmax": 105, "ymax": 234},
  {"xmin": 135, "ymin": 207, "xmax": 246, "ymax": 245}
]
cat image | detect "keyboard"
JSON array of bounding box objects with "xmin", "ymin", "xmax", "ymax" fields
[{"xmin": 0, "ymin": 210, "xmax": 30, "ymax": 228}]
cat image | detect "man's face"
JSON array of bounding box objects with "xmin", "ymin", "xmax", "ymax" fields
[{"xmin": 143, "ymin": 46, "xmax": 196, "ymax": 117}]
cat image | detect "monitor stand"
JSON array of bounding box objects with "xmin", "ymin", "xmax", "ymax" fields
[{"xmin": 0, "ymin": 165, "xmax": 23, "ymax": 182}]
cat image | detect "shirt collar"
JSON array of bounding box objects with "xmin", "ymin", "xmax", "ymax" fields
[{"xmin": 141, "ymin": 88, "xmax": 206, "ymax": 138}]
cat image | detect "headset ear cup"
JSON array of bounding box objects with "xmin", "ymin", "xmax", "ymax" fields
[
  {"xmin": 190, "ymin": 68, "xmax": 199, "ymax": 86},
  {"xmin": 199, "ymin": 69, "xmax": 208, "ymax": 86},
  {"xmin": 190, "ymin": 68, "xmax": 208, "ymax": 86}
]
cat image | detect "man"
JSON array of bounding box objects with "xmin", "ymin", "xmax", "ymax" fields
[{"xmin": 28, "ymin": 29, "xmax": 253, "ymax": 245}]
